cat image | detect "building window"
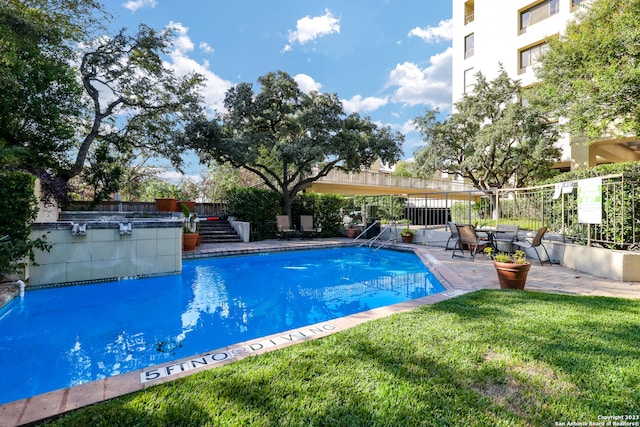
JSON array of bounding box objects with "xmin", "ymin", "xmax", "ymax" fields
[
  {"xmin": 464, "ymin": 33, "xmax": 474, "ymax": 59},
  {"xmin": 572, "ymin": 0, "xmax": 582, "ymax": 5},
  {"xmin": 464, "ymin": 0, "xmax": 475, "ymax": 25},
  {"xmin": 520, "ymin": 42, "xmax": 549, "ymax": 72},
  {"xmin": 520, "ymin": 0, "xmax": 559, "ymax": 31},
  {"xmin": 464, "ymin": 68, "xmax": 476, "ymax": 93}
]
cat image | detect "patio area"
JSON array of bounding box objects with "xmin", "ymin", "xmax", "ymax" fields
[{"xmin": 1, "ymin": 238, "xmax": 639, "ymax": 426}]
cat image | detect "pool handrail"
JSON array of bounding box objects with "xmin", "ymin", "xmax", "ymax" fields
[{"xmin": 352, "ymin": 220, "xmax": 380, "ymax": 243}]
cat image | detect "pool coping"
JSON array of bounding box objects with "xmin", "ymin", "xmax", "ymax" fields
[{"xmin": 0, "ymin": 241, "xmax": 469, "ymax": 427}]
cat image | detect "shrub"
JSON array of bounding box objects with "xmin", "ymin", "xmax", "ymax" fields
[
  {"xmin": 0, "ymin": 172, "xmax": 50, "ymax": 276},
  {"xmin": 225, "ymin": 187, "xmax": 281, "ymax": 240}
]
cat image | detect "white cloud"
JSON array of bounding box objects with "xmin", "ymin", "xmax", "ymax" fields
[
  {"xmin": 122, "ymin": 0, "xmax": 157, "ymax": 13},
  {"xmin": 165, "ymin": 22, "xmax": 195, "ymax": 55},
  {"xmin": 341, "ymin": 95, "xmax": 388, "ymax": 114},
  {"xmin": 399, "ymin": 119, "xmax": 418, "ymax": 135},
  {"xmin": 199, "ymin": 42, "xmax": 215, "ymax": 55},
  {"xmin": 163, "ymin": 22, "xmax": 232, "ymax": 115},
  {"xmin": 284, "ymin": 9, "xmax": 340, "ymax": 51},
  {"xmin": 408, "ymin": 19, "xmax": 453, "ymax": 43},
  {"xmin": 294, "ymin": 74, "xmax": 322, "ymax": 93},
  {"xmin": 387, "ymin": 47, "xmax": 452, "ymax": 109}
]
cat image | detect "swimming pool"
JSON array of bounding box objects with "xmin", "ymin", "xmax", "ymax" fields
[{"xmin": 0, "ymin": 246, "xmax": 443, "ymax": 405}]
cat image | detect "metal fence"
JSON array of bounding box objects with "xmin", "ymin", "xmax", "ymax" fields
[
  {"xmin": 494, "ymin": 173, "xmax": 639, "ymax": 250},
  {"xmin": 338, "ymin": 173, "xmax": 640, "ymax": 251}
]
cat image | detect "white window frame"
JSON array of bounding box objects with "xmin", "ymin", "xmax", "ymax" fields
[{"xmin": 464, "ymin": 33, "xmax": 474, "ymax": 59}]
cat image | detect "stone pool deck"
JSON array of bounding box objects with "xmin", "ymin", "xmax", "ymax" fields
[{"xmin": 2, "ymin": 239, "xmax": 639, "ymax": 426}]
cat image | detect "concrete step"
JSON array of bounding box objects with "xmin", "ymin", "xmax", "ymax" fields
[{"xmin": 198, "ymin": 219, "xmax": 242, "ymax": 243}]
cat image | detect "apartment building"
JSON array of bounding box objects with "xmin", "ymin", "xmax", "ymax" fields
[{"xmin": 451, "ymin": 0, "xmax": 640, "ymax": 170}]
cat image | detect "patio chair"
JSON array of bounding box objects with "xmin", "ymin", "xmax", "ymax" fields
[
  {"xmin": 276, "ymin": 215, "xmax": 297, "ymax": 239},
  {"xmin": 452, "ymin": 224, "xmax": 492, "ymax": 261},
  {"xmin": 299, "ymin": 215, "xmax": 318, "ymax": 239},
  {"xmin": 445, "ymin": 222, "xmax": 461, "ymax": 251},
  {"xmin": 513, "ymin": 226, "xmax": 551, "ymax": 266},
  {"xmin": 493, "ymin": 224, "xmax": 519, "ymax": 253}
]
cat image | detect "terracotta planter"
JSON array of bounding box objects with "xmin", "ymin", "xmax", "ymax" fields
[
  {"xmin": 401, "ymin": 234, "xmax": 414, "ymax": 243},
  {"xmin": 155, "ymin": 198, "xmax": 177, "ymax": 212},
  {"xmin": 178, "ymin": 201, "xmax": 196, "ymax": 212},
  {"xmin": 183, "ymin": 233, "xmax": 198, "ymax": 251},
  {"xmin": 345, "ymin": 228, "xmax": 360, "ymax": 238},
  {"xmin": 196, "ymin": 234, "xmax": 202, "ymax": 246},
  {"xmin": 494, "ymin": 261, "xmax": 531, "ymax": 290}
]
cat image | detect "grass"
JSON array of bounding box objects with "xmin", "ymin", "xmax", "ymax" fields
[{"xmin": 42, "ymin": 290, "xmax": 640, "ymax": 426}]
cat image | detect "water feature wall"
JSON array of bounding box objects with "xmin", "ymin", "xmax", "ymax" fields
[{"xmin": 29, "ymin": 212, "xmax": 182, "ymax": 287}]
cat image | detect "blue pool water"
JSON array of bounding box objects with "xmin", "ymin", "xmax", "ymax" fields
[{"xmin": 0, "ymin": 247, "xmax": 443, "ymax": 405}]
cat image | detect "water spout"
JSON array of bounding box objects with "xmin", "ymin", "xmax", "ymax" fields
[
  {"xmin": 71, "ymin": 223, "xmax": 87, "ymax": 236},
  {"xmin": 119, "ymin": 222, "xmax": 133, "ymax": 235}
]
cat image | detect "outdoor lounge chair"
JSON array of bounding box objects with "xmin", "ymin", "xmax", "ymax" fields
[
  {"xmin": 445, "ymin": 222, "xmax": 461, "ymax": 251},
  {"xmin": 276, "ymin": 215, "xmax": 297, "ymax": 239},
  {"xmin": 493, "ymin": 224, "xmax": 519, "ymax": 253},
  {"xmin": 299, "ymin": 215, "xmax": 318, "ymax": 239},
  {"xmin": 513, "ymin": 226, "xmax": 551, "ymax": 266},
  {"xmin": 453, "ymin": 224, "xmax": 492, "ymax": 261}
]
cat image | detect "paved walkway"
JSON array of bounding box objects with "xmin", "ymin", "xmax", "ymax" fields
[{"xmin": 2, "ymin": 239, "xmax": 638, "ymax": 426}]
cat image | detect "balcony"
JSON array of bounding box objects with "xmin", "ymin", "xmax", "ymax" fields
[{"xmin": 465, "ymin": 12, "xmax": 474, "ymax": 25}]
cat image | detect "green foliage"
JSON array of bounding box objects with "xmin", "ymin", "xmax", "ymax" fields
[
  {"xmin": 400, "ymin": 227, "xmax": 415, "ymax": 237},
  {"xmin": 312, "ymin": 194, "xmax": 344, "ymax": 236},
  {"xmin": 0, "ymin": 0, "xmax": 93, "ymax": 172},
  {"xmin": 390, "ymin": 160, "xmax": 416, "ymax": 177},
  {"xmin": 414, "ymin": 68, "xmax": 561, "ymax": 192},
  {"xmin": 225, "ymin": 187, "xmax": 282, "ymax": 240},
  {"xmin": 45, "ymin": 291, "xmax": 640, "ymax": 426},
  {"xmin": 542, "ymin": 161, "xmax": 640, "ymax": 184},
  {"xmin": 200, "ymin": 162, "xmax": 242, "ymax": 203},
  {"xmin": 0, "ymin": 171, "xmax": 49, "ymax": 275},
  {"xmin": 184, "ymin": 70, "xmax": 404, "ymax": 220},
  {"xmin": 534, "ymin": 0, "xmax": 640, "ymax": 139},
  {"xmin": 138, "ymin": 180, "xmax": 186, "ymax": 201},
  {"xmin": 345, "ymin": 195, "xmax": 406, "ymax": 222},
  {"xmin": 179, "ymin": 203, "xmax": 197, "ymax": 234},
  {"xmin": 530, "ymin": 163, "xmax": 640, "ymax": 248},
  {"xmin": 226, "ymin": 188, "xmax": 345, "ymax": 240},
  {"xmin": 291, "ymin": 193, "xmax": 344, "ymax": 236},
  {"xmin": 0, "ymin": 1, "xmax": 205, "ymax": 203},
  {"xmin": 80, "ymin": 142, "xmax": 125, "ymax": 205}
]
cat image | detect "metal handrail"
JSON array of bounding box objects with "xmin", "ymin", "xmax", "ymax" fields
[
  {"xmin": 369, "ymin": 229, "xmax": 396, "ymax": 252},
  {"xmin": 355, "ymin": 222, "xmax": 398, "ymax": 251},
  {"xmin": 353, "ymin": 220, "xmax": 380, "ymax": 243}
]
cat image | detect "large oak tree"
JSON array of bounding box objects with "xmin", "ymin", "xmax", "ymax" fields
[
  {"xmin": 184, "ymin": 71, "xmax": 404, "ymax": 222},
  {"xmin": 0, "ymin": 1, "xmax": 205, "ymax": 202},
  {"xmin": 413, "ymin": 69, "xmax": 560, "ymax": 193}
]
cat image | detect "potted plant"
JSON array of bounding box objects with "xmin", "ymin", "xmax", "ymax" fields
[
  {"xmin": 484, "ymin": 248, "xmax": 530, "ymax": 290},
  {"xmin": 345, "ymin": 227, "xmax": 360, "ymax": 238},
  {"xmin": 180, "ymin": 203, "xmax": 199, "ymax": 251},
  {"xmin": 155, "ymin": 198, "xmax": 177, "ymax": 212},
  {"xmin": 177, "ymin": 200, "xmax": 196, "ymax": 212},
  {"xmin": 400, "ymin": 227, "xmax": 416, "ymax": 243}
]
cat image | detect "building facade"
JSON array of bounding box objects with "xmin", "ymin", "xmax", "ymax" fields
[{"xmin": 451, "ymin": 0, "xmax": 640, "ymax": 170}]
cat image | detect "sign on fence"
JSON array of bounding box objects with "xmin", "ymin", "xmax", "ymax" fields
[{"xmin": 577, "ymin": 177, "xmax": 602, "ymax": 224}]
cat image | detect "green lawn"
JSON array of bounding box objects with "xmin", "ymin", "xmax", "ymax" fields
[{"xmin": 43, "ymin": 290, "xmax": 640, "ymax": 427}]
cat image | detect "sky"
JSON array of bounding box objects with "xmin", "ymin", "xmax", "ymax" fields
[{"xmin": 107, "ymin": 0, "xmax": 453, "ymax": 177}]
